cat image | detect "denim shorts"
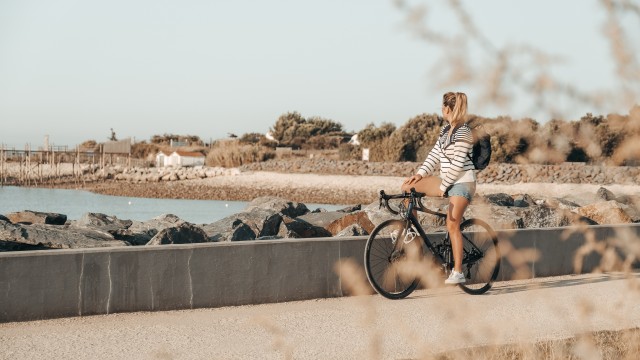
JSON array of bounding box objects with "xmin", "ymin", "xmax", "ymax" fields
[{"xmin": 447, "ymin": 182, "xmax": 476, "ymax": 202}]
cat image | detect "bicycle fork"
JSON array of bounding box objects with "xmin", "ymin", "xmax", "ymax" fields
[{"xmin": 389, "ymin": 222, "xmax": 419, "ymax": 263}]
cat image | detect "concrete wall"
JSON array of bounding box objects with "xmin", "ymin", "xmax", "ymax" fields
[{"xmin": 1, "ymin": 224, "xmax": 639, "ymax": 323}]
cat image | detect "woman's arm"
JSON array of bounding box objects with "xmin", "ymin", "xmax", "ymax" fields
[{"xmin": 417, "ymin": 142, "xmax": 441, "ymax": 177}]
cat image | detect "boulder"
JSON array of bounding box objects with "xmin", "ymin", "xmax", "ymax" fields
[
  {"xmin": 277, "ymin": 216, "xmax": 301, "ymax": 238},
  {"xmin": 202, "ymin": 208, "xmax": 283, "ymax": 242},
  {"xmin": 0, "ymin": 222, "xmax": 128, "ymax": 249},
  {"xmin": 0, "ymin": 240, "xmax": 48, "ymax": 252},
  {"xmin": 245, "ymin": 197, "xmax": 309, "ymax": 218},
  {"xmin": 0, "ymin": 215, "xmax": 9, "ymax": 222},
  {"xmin": 296, "ymin": 212, "xmax": 344, "ymax": 229},
  {"xmin": 362, "ymin": 201, "xmax": 397, "ymax": 227},
  {"xmin": 614, "ymin": 195, "xmax": 640, "ymax": 208},
  {"xmin": 73, "ymin": 213, "xmax": 133, "ymax": 233},
  {"xmin": 575, "ymin": 201, "xmax": 635, "ymax": 224},
  {"xmin": 541, "ymin": 197, "xmax": 581, "ymax": 210},
  {"xmin": 335, "ymin": 223, "xmax": 368, "ymax": 237},
  {"xmin": 5, "ymin": 211, "xmax": 67, "ymax": 225},
  {"xmin": 596, "ymin": 187, "xmax": 616, "ymax": 201},
  {"xmin": 146, "ymin": 222, "xmax": 210, "ymax": 245},
  {"xmin": 337, "ymin": 204, "xmax": 362, "ymax": 213},
  {"xmin": 513, "ymin": 205, "xmax": 568, "ymax": 228},
  {"xmin": 483, "ymin": 193, "xmax": 515, "ymax": 207},
  {"xmin": 118, "ymin": 214, "xmax": 187, "ymax": 245},
  {"xmin": 277, "ymin": 213, "xmax": 334, "ymax": 238},
  {"xmin": 466, "ymin": 204, "xmax": 524, "ymax": 229},
  {"xmin": 513, "ymin": 194, "xmax": 535, "ymax": 208},
  {"xmin": 325, "ymin": 211, "xmax": 375, "ymax": 236}
]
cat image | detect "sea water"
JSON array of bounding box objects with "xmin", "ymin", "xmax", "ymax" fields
[{"xmin": 0, "ymin": 186, "xmax": 345, "ymax": 224}]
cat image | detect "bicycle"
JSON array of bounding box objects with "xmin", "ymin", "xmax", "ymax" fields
[{"xmin": 364, "ymin": 188, "xmax": 500, "ymax": 299}]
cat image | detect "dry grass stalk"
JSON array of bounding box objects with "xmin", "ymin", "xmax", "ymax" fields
[
  {"xmin": 392, "ymin": 0, "xmax": 639, "ymax": 120},
  {"xmin": 253, "ymin": 315, "xmax": 294, "ymax": 360}
]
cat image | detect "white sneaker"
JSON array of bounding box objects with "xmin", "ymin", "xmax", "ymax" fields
[{"xmin": 445, "ymin": 270, "xmax": 466, "ymax": 284}]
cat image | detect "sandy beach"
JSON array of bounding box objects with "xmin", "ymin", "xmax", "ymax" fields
[{"xmin": 68, "ymin": 170, "xmax": 640, "ymax": 206}]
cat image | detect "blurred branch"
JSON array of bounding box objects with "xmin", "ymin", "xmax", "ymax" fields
[{"xmin": 393, "ymin": 0, "xmax": 640, "ymax": 119}]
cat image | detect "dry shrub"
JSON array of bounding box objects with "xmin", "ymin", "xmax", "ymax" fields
[
  {"xmin": 205, "ymin": 140, "xmax": 274, "ymax": 168},
  {"xmin": 130, "ymin": 142, "xmax": 160, "ymax": 159},
  {"xmin": 338, "ymin": 143, "xmax": 361, "ymax": 161}
]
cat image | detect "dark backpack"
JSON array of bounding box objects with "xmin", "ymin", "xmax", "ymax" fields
[{"xmin": 468, "ymin": 123, "xmax": 491, "ymax": 170}]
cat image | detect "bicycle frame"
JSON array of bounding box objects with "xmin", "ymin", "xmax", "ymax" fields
[{"xmin": 380, "ymin": 189, "xmax": 450, "ymax": 266}]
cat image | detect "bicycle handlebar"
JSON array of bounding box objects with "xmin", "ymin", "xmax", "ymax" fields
[
  {"xmin": 378, "ymin": 188, "xmax": 425, "ymax": 215},
  {"xmin": 378, "ymin": 188, "xmax": 448, "ymax": 217}
]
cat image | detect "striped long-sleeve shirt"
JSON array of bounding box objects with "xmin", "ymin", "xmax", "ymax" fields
[{"xmin": 417, "ymin": 123, "xmax": 476, "ymax": 192}]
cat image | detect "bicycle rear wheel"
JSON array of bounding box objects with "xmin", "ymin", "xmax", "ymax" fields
[
  {"xmin": 364, "ymin": 219, "xmax": 422, "ymax": 299},
  {"xmin": 458, "ymin": 218, "xmax": 500, "ymax": 295}
]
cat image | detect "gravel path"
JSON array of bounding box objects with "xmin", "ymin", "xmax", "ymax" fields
[{"xmin": 1, "ymin": 272, "xmax": 639, "ymax": 359}]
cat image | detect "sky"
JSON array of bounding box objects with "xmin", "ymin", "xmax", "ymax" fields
[{"xmin": 0, "ymin": 0, "xmax": 636, "ymax": 148}]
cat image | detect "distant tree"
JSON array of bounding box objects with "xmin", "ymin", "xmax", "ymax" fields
[
  {"xmin": 271, "ymin": 112, "xmax": 306, "ymax": 144},
  {"xmin": 149, "ymin": 134, "xmax": 202, "ymax": 146},
  {"xmin": 392, "ymin": 113, "xmax": 444, "ymax": 161},
  {"xmin": 239, "ymin": 132, "xmax": 264, "ymax": 144},
  {"xmin": 109, "ymin": 128, "xmax": 117, "ymax": 141},
  {"xmin": 357, "ymin": 122, "xmax": 396, "ymax": 145},
  {"xmin": 270, "ymin": 112, "xmax": 346, "ymax": 148}
]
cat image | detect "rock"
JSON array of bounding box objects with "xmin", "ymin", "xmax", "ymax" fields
[
  {"xmin": 146, "ymin": 222, "xmax": 210, "ymax": 245},
  {"xmin": 325, "ymin": 211, "xmax": 375, "ymax": 236},
  {"xmin": 575, "ymin": 201, "xmax": 635, "ymax": 224},
  {"xmin": 0, "ymin": 240, "xmax": 49, "ymax": 252},
  {"xmin": 0, "ymin": 215, "xmax": 9, "ymax": 222},
  {"xmin": 109, "ymin": 228, "xmax": 153, "ymax": 246},
  {"xmin": 202, "ymin": 208, "xmax": 283, "ymax": 242},
  {"xmin": 483, "ymin": 193, "xmax": 515, "ymax": 207},
  {"xmin": 514, "ymin": 205, "xmax": 566, "ymax": 228},
  {"xmin": 466, "ymin": 204, "xmax": 524, "ymax": 229},
  {"xmin": 362, "ymin": 201, "xmax": 397, "ymax": 227},
  {"xmin": 596, "ymin": 187, "xmax": 616, "ymax": 201},
  {"xmin": 513, "ymin": 194, "xmax": 535, "ymax": 208},
  {"xmin": 5, "ymin": 211, "xmax": 67, "ymax": 225},
  {"xmin": 73, "ymin": 213, "xmax": 133, "ymax": 233},
  {"xmin": 335, "ymin": 223, "xmax": 368, "ymax": 237},
  {"xmin": 542, "ymin": 198, "xmax": 581, "ymax": 210},
  {"xmin": 277, "ymin": 213, "xmax": 334, "ymax": 238},
  {"xmin": 614, "ymin": 195, "xmax": 640, "ymax": 208},
  {"xmin": 125, "ymin": 214, "xmax": 185, "ymax": 244},
  {"xmin": 277, "ymin": 216, "xmax": 301, "ymax": 238},
  {"xmin": 0, "ymin": 222, "xmax": 128, "ymax": 249},
  {"xmin": 296, "ymin": 212, "xmax": 344, "ymax": 229},
  {"xmin": 337, "ymin": 204, "xmax": 362, "ymax": 213},
  {"xmin": 245, "ymin": 197, "xmax": 309, "ymax": 218}
]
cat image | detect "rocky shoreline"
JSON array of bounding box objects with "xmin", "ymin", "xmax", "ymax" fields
[
  {"xmin": 2, "ymin": 184, "xmax": 639, "ymax": 252},
  {"xmin": 2, "ymin": 159, "xmax": 639, "ymax": 252},
  {"xmin": 4, "ymin": 159, "xmax": 640, "ymax": 205}
]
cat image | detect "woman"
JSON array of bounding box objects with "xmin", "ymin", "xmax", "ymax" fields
[{"xmin": 401, "ymin": 91, "xmax": 476, "ymax": 285}]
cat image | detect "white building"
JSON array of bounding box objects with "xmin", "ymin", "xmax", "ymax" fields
[{"xmin": 156, "ymin": 150, "xmax": 205, "ymax": 167}]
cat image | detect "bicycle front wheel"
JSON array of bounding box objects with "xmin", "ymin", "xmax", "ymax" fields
[
  {"xmin": 458, "ymin": 218, "xmax": 500, "ymax": 295},
  {"xmin": 364, "ymin": 219, "xmax": 422, "ymax": 299}
]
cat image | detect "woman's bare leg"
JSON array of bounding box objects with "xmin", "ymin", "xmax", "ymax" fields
[
  {"xmin": 447, "ymin": 196, "xmax": 470, "ymax": 273},
  {"xmin": 400, "ymin": 175, "xmax": 441, "ymax": 196}
]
